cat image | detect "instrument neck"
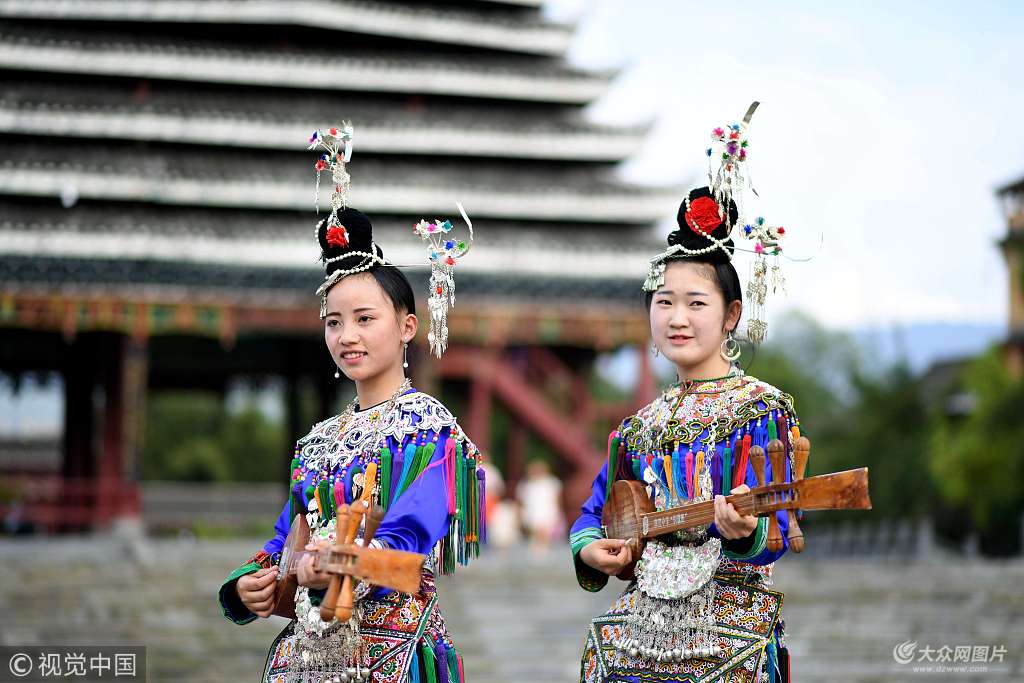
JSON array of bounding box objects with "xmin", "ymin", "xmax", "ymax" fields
[{"xmin": 639, "ymin": 492, "xmax": 759, "ymax": 539}]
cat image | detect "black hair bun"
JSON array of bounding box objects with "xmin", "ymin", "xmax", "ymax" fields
[
  {"xmin": 317, "ymin": 207, "xmax": 385, "ymax": 276},
  {"xmin": 666, "ymin": 186, "xmax": 737, "ymax": 264}
]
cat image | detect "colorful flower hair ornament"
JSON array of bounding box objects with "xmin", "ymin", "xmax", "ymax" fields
[
  {"xmin": 707, "ymin": 101, "xmax": 759, "ymax": 225},
  {"xmin": 414, "ymin": 203, "xmax": 474, "ymax": 358},
  {"xmin": 743, "ymin": 216, "xmax": 787, "ymax": 344},
  {"xmin": 308, "ymin": 122, "xmax": 355, "ymax": 245}
]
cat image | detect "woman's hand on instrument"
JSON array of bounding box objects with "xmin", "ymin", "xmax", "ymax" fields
[
  {"xmin": 580, "ymin": 538, "xmax": 633, "ymax": 576},
  {"xmin": 298, "ymin": 541, "xmax": 332, "ymax": 590},
  {"xmin": 714, "ymin": 484, "xmax": 758, "ymax": 539},
  {"xmin": 237, "ymin": 566, "xmax": 279, "ymax": 618}
]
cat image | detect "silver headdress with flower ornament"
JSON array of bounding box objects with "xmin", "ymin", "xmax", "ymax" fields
[
  {"xmin": 642, "ymin": 101, "xmax": 793, "ymax": 344},
  {"xmin": 309, "ymin": 122, "xmax": 355, "ymax": 235},
  {"xmin": 308, "ymin": 124, "xmax": 474, "ymax": 356},
  {"xmin": 707, "ymin": 101, "xmax": 759, "ymax": 224},
  {"xmin": 309, "ymin": 122, "xmax": 390, "ymax": 314},
  {"xmin": 740, "ymin": 216, "xmax": 787, "ymax": 344},
  {"xmin": 413, "ymin": 203, "xmax": 474, "ymax": 358}
]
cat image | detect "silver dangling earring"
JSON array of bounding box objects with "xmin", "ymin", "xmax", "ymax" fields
[
  {"xmin": 720, "ymin": 331, "xmax": 741, "ymax": 363},
  {"xmin": 334, "ymin": 368, "xmax": 340, "ymax": 379},
  {"xmin": 403, "ymin": 342, "xmax": 409, "ymax": 369},
  {"xmin": 651, "ymin": 342, "xmax": 660, "ymax": 358}
]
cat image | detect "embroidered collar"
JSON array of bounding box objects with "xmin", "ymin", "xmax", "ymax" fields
[{"xmin": 297, "ymin": 391, "xmax": 458, "ymax": 472}]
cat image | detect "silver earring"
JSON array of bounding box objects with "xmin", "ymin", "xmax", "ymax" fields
[
  {"xmin": 720, "ymin": 332, "xmax": 741, "ymax": 363},
  {"xmin": 651, "ymin": 343, "xmax": 660, "ymax": 357},
  {"xmin": 403, "ymin": 342, "xmax": 409, "ymax": 369},
  {"xmin": 334, "ymin": 368, "xmax": 340, "ymax": 379}
]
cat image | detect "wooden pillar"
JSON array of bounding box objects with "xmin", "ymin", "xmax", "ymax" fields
[
  {"xmin": 62, "ymin": 335, "xmax": 97, "ymax": 532},
  {"xmin": 466, "ymin": 349, "xmax": 496, "ymax": 456},
  {"xmin": 572, "ymin": 368, "xmax": 592, "ymax": 434},
  {"xmin": 96, "ymin": 334, "xmax": 146, "ymax": 527},
  {"xmin": 97, "ymin": 335, "xmax": 124, "ymax": 526},
  {"xmin": 62, "ymin": 336, "xmax": 96, "ymax": 481},
  {"xmin": 122, "ymin": 337, "xmax": 147, "ymax": 519}
]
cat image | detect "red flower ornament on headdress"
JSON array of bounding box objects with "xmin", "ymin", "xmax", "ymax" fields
[
  {"xmin": 684, "ymin": 196, "xmax": 724, "ymax": 236},
  {"xmin": 326, "ymin": 225, "xmax": 349, "ymax": 248}
]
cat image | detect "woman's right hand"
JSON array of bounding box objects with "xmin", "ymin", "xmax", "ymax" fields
[
  {"xmin": 237, "ymin": 566, "xmax": 279, "ymax": 618},
  {"xmin": 580, "ymin": 538, "xmax": 633, "ymax": 576}
]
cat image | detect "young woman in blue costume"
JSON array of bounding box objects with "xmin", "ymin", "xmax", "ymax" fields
[
  {"xmin": 571, "ymin": 107, "xmax": 800, "ymax": 683},
  {"xmin": 218, "ymin": 127, "xmax": 483, "ymax": 683}
]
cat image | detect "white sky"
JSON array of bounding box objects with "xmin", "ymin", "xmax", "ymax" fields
[{"xmin": 545, "ymin": 0, "xmax": 1023, "ymax": 330}]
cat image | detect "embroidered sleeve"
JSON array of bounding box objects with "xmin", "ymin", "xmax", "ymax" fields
[
  {"xmin": 374, "ymin": 404, "xmax": 485, "ymax": 575},
  {"xmin": 569, "ymin": 421, "xmax": 640, "ymax": 592},
  {"xmin": 218, "ymin": 494, "xmax": 292, "ymax": 624},
  {"xmin": 569, "ymin": 460, "xmax": 612, "ymax": 592}
]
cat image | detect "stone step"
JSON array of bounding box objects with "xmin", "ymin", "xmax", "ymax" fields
[{"xmin": 2, "ymin": 537, "xmax": 1022, "ymax": 682}]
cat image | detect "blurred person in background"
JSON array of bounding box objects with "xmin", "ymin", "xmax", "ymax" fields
[
  {"xmin": 481, "ymin": 460, "xmax": 521, "ymax": 558},
  {"xmin": 517, "ymin": 458, "xmax": 563, "ymax": 560}
]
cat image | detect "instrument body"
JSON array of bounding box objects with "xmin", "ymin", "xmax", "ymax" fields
[
  {"xmin": 272, "ymin": 513, "xmax": 309, "ymax": 619},
  {"xmin": 601, "ymin": 475, "xmax": 656, "ymax": 581},
  {"xmin": 600, "ymin": 436, "xmax": 870, "ymax": 577},
  {"xmin": 271, "ymin": 508, "xmax": 426, "ymax": 619}
]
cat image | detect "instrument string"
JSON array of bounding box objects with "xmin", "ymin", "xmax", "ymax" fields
[{"xmin": 614, "ymin": 488, "xmax": 801, "ymax": 539}]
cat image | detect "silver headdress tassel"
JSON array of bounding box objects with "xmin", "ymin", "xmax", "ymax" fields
[
  {"xmin": 413, "ymin": 203, "xmax": 473, "ymax": 358},
  {"xmin": 707, "ymin": 101, "xmax": 759, "ymax": 225},
  {"xmin": 741, "ymin": 216, "xmax": 787, "ymax": 344},
  {"xmin": 308, "ymin": 122, "xmax": 354, "ymax": 243}
]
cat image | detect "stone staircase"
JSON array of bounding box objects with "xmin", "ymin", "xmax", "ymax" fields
[{"xmin": 1, "ymin": 536, "xmax": 1021, "ymax": 682}]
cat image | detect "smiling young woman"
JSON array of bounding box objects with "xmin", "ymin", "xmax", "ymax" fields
[
  {"xmin": 569, "ymin": 182, "xmax": 802, "ymax": 683},
  {"xmin": 218, "ymin": 131, "xmax": 483, "ymax": 683}
]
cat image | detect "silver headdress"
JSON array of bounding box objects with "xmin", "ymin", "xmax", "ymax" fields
[
  {"xmin": 309, "ymin": 122, "xmax": 390, "ymax": 317},
  {"xmin": 308, "ymin": 124, "xmax": 475, "ymax": 356},
  {"xmin": 413, "ymin": 203, "xmax": 474, "ymax": 358},
  {"xmin": 707, "ymin": 101, "xmax": 759, "ymax": 223},
  {"xmin": 309, "ymin": 122, "xmax": 355, "ymax": 238},
  {"xmin": 642, "ymin": 102, "xmax": 792, "ymax": 344}
]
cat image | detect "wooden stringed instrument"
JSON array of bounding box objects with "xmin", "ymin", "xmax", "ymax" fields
[
  {"xmin": 601, "ymin": 436, "xmax": 871, "ymax": 579},
  {"xmin": 271, "ymin": 463, "xmax": 426, "ymax": 620}
]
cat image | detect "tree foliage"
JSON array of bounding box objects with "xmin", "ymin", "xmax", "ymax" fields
[
  {"xmin": 748, "ymin": 312, "xmax": 933, "ymax": 522},
  {"xmin": 928, "ymin": 348, "xmax": 1024, "ymax": 553},
  {"xmin": 141, "ymin": 391, "xmax": 287, "ymax": 483}
]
